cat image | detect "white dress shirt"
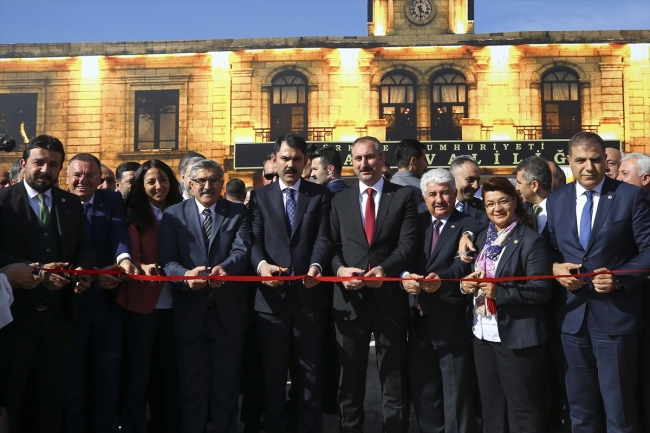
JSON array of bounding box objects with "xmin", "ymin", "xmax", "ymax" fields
[
  {"xmin": 472, "ymin": 247, "xmax": 506, "ymax": 343},
  {"xmin": 575, "ymin": 177, "xmax": 605, "ymax": 238},
  {"xmin": 151, "ymin": 204, "xmax": 172, "ymax": 309},
  {"xmin": 23, "ymin": 181, "xmax": 52, "ymax": 217},
  {"xmin": 535, "ymin": 199, "xmax": 548, "ymax": 234},
  {"xmin": 358, "ymin": 177, "xmax": 384, "ymax": 227},
  {"xmin": 194, "ymin": 198, "xmax": 217, "ymax": 228},
  {"xmin": 401, "ymin": 214, "xmax": 449, "ymax": 288}
]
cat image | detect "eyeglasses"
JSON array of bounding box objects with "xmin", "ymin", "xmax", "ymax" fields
[
  {"xmin": 71, "ymin": 173, "xmax": 98, "ymax": 181},
  {"xmin": 484, "ymin": 197, "xmax": 513, "ymax": 210},
  {"xmin": 191, "ymin": 177, "xmax": 223, "ymax": 187},
  {"xmin": 263, "ymin": 173, "xmax": 278, "ymax": 181}
]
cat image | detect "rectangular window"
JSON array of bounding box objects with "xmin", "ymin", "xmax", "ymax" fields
[
  {"xmin": 135, "ymin": 90, "xmax": 179, "ymax": 150},
  {"xmin": 0, "ymin": 93, "xmax": 38, "ymax": 152}
]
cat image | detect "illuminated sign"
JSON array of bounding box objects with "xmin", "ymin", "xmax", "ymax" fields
[{"xmin": 233, "ymin": 139, "xmax": 621, "ymax": 170}]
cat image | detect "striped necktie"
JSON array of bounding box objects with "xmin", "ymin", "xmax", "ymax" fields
[{"xmin": 202, "ymin": 208, "xmax": 212, "ymax": 250}]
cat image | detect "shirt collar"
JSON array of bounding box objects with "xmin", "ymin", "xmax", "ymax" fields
[
  {"xmin": 575, "ymin": 176, "xmax": 605, "ymax": 197},
  {"xmin": 150, "ymin": 202, "xmax": 164, "ymax": 221},
  {"xmin": 538, "ymin": 198, "xmax": 547, "ymax": 211},
  {"xmin": 359, "ymin": 176, "xmax": 385, "ymax": 196},
  {"xmin": 23, "ymin": 181, "xmax": 53, "ymax": 201},
  {"xmin": 194, "ymin": 198, "xmax": 217, "ymax": 214},
  {"xmin": 278, "ymin": 177, "xmax": 301, "ymax": 193},
  {"xmin": 81, "ymin": 194, "xmax": 95, "ymax": 206},
  {"xmin": 431, "ymin": 214, "xmax": 450, "ymax": 225}
]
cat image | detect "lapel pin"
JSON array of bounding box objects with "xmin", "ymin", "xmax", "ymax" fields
[
  {"xmin": 608, "ymin": 195, "xmax": 612, "ymax": 200},
  {"xmin": 451, "ymin": 225, "xmax": 456, "ymax": 229},
  {"xmin": 514, "ymin": 240, "xmax": 519, "ymax": 244},
  {"xmin": 100, "ymin": 204, "xmax": 104, "ymax": 208},
  {"xmin": 61, "ymin": 198, "xmax": 65, "ymax": 202}
]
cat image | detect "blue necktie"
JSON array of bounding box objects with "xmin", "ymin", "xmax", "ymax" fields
[
  {"xmin": 285, "ymin": 188, "xmax": 296, "ymax": 234},
  {"xmin": 579, "ymin": 190, "xmax": 594, "ymax": 250},
  {"xmin": 456, "ymin": 201, "xmax": 466, "ymax": 214}
]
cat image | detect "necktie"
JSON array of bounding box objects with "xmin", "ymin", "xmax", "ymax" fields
[
  {"xmin": 456, "ymin": 201, "xmax": 466, "ymax": 214},
  {"xmin": 532, "ymin": 204, "xmax": 542, "ymax": 232},
  {"xmin": 37, "ymin": 194, "xmax": 50, "ymax": 227},
  {"xmin": 83, "ymin": 202, "xmax": 92, "ymax": 236},
  {"xmin": 364, "ymin": 188, "xmax": 375, "ymax": 245},
  {"xmin": 285, "ymin": 188, "xmax": 296, "ymax": 234},
  {"xmin": 202, "ymin": 208, "xmax": 212, "ymax": 250},
  {"xmin": 579, "ymin": 191, "xmax": 594, "ymax": 250},
  {"xmin": 430, "ymin": 219, "xmax": 441, "ymax": 254}
]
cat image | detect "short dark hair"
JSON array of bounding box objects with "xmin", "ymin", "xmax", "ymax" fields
[
  {"xmin": 179, "ymin": 151, "xmax": 206, "ymax": 176},
  {"xmin": 353, "ymin": 136, "xmax": 383, "ymax": 155},
  {"xmin": 306, "ymin": 143, "xmax": 320, "ymax": 160},
  {"xmin": 262, "ymin": 152, "xmax": 274, "ymax": 166},
  {"xmin": 395, "ymin": 138, "xmax": 425, "ymax": 168},
  {"xmin": 225, "ymin": 178, "xmax": 247, "ymax": 201},
  {"xmin": 482, "ymin": 176, "xmax": 532, "ymax": 226},
  {"xmin": 516, "ymin": 156, "xmax": 552, "ymax": 191},
  {"xmin": 23, "ymin": 135, "xmax": 65, "ymax": 164},
  {"xmin": 568, "ymin": 132, "xmax": 605, "ymax": 155},
  {"xmin": 312, "ymin": 146, "xmax": 342, "ymax": 176},
  {"xmin": 551, "ymin": 161, "xmax": 566, "ymax": 187},
  {"xmin": 68, "ymin": 153, "xmax": 101, "ymax": 171},
  {"xmin": 9, "ymin": 159, "xmax": 21, "ymax": 183},
  {"xmin": 449, "ymin": 155, "xmax": 479, "ymax": 176},
  {"xmin": 274, "ymin": 133, "xmax": 307, "ymax": 156},
  {"xmin": 116, "ymin": 161, "xmax": 141, "ymax": 181}
]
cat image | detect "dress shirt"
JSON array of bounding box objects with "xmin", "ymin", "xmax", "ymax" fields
[
  {"xmin": 150, "ymin": 203, "xmax": 172, "ymax": 309},
  {"xmin": 82, "ymin": 194, "xmax": 131, "ymax": 265},
  {"xmin": 0, "ymin": 273, "xmax": 13, "ymax": 329},
  {"xmin": 535, "ymin": 199, "xmax": 548, "ymax": 234},
  {"xmin": 401, "ymin": 214, "xmax": 449, "ymax": 289},
  {"xmin": 575, "ymin": 177, "xmax": 605, "ymax": 238},
  {"xmin": 358, "ymin": 177, "xmax": 384, "ymax": 228},
  {"xmin": 23, "ymin": 181, "xmax": 52, "ymax": 217},
  {"xmin": 184, "ymin": 200, "xmax": 218, "ymax": 278},
  {"xmin": 472, "ymin": 246, "xmax": 505, "ymax": 343}
]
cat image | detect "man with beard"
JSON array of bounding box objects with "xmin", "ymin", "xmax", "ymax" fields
[
  {"xmin": 159, "ymin": 159, "xmax": 252, "ymax": 433},
  {"xmin": 449, "ymin": 156, "xmax": 488, "ymax": 225},
  {"xmin": 248, "ymin": 133, "xmax": 331, "ymax": 433},
  {"xmin": 115, "ymin": 161, "xmax": 141, "ymax": 200},
  {"xmin": 0, "ymin": 135, "xmax": 94, "ymax": 433}
]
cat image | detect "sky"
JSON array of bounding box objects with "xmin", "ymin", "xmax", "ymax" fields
[{"xmin": 0, "ymin": 0, "xmax": 648, "ymax": 45}]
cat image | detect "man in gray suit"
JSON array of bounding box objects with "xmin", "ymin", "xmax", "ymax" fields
[{"xmin": 159, "ymin": 159, "xmax": 253, "ymax": 433}]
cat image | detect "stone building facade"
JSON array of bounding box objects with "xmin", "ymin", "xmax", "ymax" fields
[{"xmin": 0, "ymin": 0, "xmax": 648, "ymax": 185}]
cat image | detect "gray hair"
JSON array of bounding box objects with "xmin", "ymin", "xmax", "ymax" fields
[
  {"xmin": 189, "ymin": 159, "xmax": 224, "ymax": 179},
  {"xmin": 9, "ymin": 159, "xmax": 21, "ymax": 183},
  {"xmin": 621, "ymin": 152, "xmax": 650, "ymax": 176},
  {"xmin": 516, "ymin": 156, "xmax": 552, "ymax": 191},
  {"xmin": 449, "ymin": 155, "xmax": 479, "ymax": 176},
  {"xmin": 353, "ymin": 136, "xmax": 383, "ymax": 156},
  {"xmin": 420, "ymin": 169, "xmax": 456, "ymax": 193},
  {"xmin": 184, "ymin": 156, "xmax": 206, "ymax": 176}
]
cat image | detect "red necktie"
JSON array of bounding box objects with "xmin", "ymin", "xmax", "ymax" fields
[{"xmin": 364, "ymin": 188, "xmax": 375, "ymax": 245}]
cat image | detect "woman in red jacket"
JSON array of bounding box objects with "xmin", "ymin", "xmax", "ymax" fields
[{"xmin": 118, "ymin": 159, "xmax": 183, "ymax": 433}]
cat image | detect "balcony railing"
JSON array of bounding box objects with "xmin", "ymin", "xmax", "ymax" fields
[
  {"xmin": 254, "ymin": 128, "xmax": 271, "ymax": 143},
  {"xmin": 307, "ymin": 127, "xmax": 333, "ymax": 142},
  {"xmin": 355, "ymin": 127, "xmax": 367, "ymax": 137},
  {"xmin": 515, "ymin": 125, "xmax": 599, "ymax": 140},
  {"xmin": 481, "ymin": 126, "xmax": 493, "ymax": 140}
]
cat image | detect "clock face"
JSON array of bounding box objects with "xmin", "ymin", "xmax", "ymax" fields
[{"xmin": 406, "ymin": 0, "xmax": 436, "ymax": 24}]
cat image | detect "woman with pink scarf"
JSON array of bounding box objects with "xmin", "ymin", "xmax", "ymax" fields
[{"xmin": 461, "ymin": 177, "xmax": 552, "ymax": 433}]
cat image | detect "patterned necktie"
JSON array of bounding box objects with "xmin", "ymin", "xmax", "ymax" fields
[
  {"xmin": 202, "ymin": 208, "xmax": 212, "ymax": 250},
  {"xmin": 532, "ymin": 204, "xmax": 542, "ymax": 232},
  {"xmin": 430, "ymin": 219, "xmax": 441, "ymax": 254},
  {"xmin": 364, "ymin": 188, "xmax": 376, "ymax": 245},
  {"xmin": 83, "ymin": 202, "xmax": 92, "ymax": 236},
  {"xmin": 285, "ymin": 188, "xmax": 296, "ymax": 233},
  {"xmin": 579, "ymin": 190, "xmax": 594, "ymax": 250},
  {"xmin": 456, "ymin": 201, "xmax": 466, "ymax": 214},
  {"xmin": 37, "ymin": 194, "xmax": 50, "ymax": 227}
]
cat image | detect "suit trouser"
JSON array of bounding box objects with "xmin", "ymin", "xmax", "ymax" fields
[
  {"xmin": 335, "ymin": 294, "xmax": 409, "ymax": 433},
  {"xmin": 408, "ymin": 315, "xmax": 477, "ymax": 433},
  {"xmin": 256, "ymin": 289, "xmax": 327, "ymax": 433},
  {"xmin": 2, "ymin": 306, "xmax": 75, "ymax": 433},
  {"xmin": 175, "ymin": 305, "xmax": 245, "ymax": 433},
  {"xmin": 65, "ymin": 293, "xmax": 122, "ymax": 433},
  {"xmin": 121, "ymin": 307, "xmax": 181, "ymax": 433},
  {"xmin": 562, "ymin": 308, "xmax": 640, "ymax": 433},
  {"xmin": 473, "ymin": 338, "xmax": 546, "ymax": 433}
]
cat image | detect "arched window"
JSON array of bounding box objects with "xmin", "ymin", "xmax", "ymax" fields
[
  {"xmin": 380, "ymin": 71, "xmax": 416, "ymax": 141},
  {"xmin": 542, "ymin": 68, "xmax": 581, "ymax": 139},
  {"xmin": 430, "ymin": 70, "xmax": 467, "ymax": 140},
  {"xmin": 271, "ymin": 72, "xmax": 308, "ymax": 140}
]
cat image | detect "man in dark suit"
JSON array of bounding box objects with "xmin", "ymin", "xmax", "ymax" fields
[
  {"xmin": 515, "ymin": 156, "xmax": 552, "ymax": 234},
  {"xmin": 330, "ymin": 136, "xmax": 418, "ymax": 433},
  {"xmin": 310, "ymin": 146, "xmax": 347, "ymax": 195},
  {"xmin": 249, "ymin": 133, "xmax": 331, "ymax": 433},
  {"xmin": 0, "ymin": 135, "xmax": 94, "ymax": 433},
  {"xmin": 546, "ymin": 132, "xmax": 650, "ymax": 432},
  {"xmin": 159, "ymin": 158, "xmax": 252, "ymax": 433},
  {"xmin": 403, "ymin": 168, "xmax": 481, "ymax": 433},
  {"xmin": 449, "ymin": 155, "xmax": 488, "ymax": 225},
  {"xmin": 63, "ymin": 153, "xmax": 137, "ymax": 433}
]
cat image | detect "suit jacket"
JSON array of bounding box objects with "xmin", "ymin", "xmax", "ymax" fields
[
  {"xmin": 159, "ymin": 198, "xmax": 252, "ymax": 340},
  {"xmin": 327, "ymin": 179, "xmax": 348, "ymax": 195},
  {"xmin": 249, "ymin": 180, "xmax": 332, "ymax": 313},
  {"xmin": 117, "ymin": 207, "xmax": 163, "ymax": 314},
  {"xmin": 330, "ymin": 181, "xmax": 418, "ymax": 321},
  {"xmin": 472, "ymin": 223, "xmax": 552, "ymax": 349},
  {"xmin": 86, "ymin": 190, "xmax": 131, "ymax": 269},
  {"xmin": 412, "ymin": 210, "xmax": 482, "ymax": 346},
  {"xmin": 0, "ymin": 183, "xmax": 95, "ymax": 318},
  {"xmin": 546, "ymin": 177, "xmax": 650, "ymax": 336}
]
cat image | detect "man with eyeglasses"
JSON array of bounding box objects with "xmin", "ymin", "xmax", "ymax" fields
[
  {"xmin": 159, "ymin": 159, "xmax": 252, "ymax": 433},
  {"xmin": 261, "ymin": 153, "xmax": 277, "ymax": 186},
  {"xmin": 63, "ymin": 153, "xmax": 138, "ymax": 433}
]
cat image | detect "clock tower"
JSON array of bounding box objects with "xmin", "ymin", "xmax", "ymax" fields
[{"xmin": 367, "ymin": 0, "xmax": 474, "ymax": 36}]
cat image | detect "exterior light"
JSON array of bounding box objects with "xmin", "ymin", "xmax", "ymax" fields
[{"xmin": 80, "ymin": 56, "xmax": 100, "ymax": 79}]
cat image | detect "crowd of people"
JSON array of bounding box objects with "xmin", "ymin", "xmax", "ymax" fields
[{"xmin": 0, "ymin": 131, "xmax": 648, "ymax": 433}]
